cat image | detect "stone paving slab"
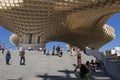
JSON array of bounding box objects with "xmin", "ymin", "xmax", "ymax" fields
[
  {"xmin": 0, "ymin": 50, "xmax": 116, "ymax": 80},
  {"xmin": 0, "ymin": 50, "xmax": 77, "ymax": 80}
]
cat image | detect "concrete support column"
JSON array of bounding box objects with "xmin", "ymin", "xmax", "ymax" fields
[
  {"xmin": 22, "ymin": 34, "xmax": 29, "ymax": 44},
  {"xmin": 41, "ymin": 35, "xmax": 46, "ymax": 44},
  {"xmin": 37, "ymin": 34, "xmax": 46, "ymax": 44},
  {"xmin": 19, "ymin": 35, "xmax": 23, "ymax": 43},
  {"xmin": 40, "ymin": 36, "xmax": 43, "ymax": 43},
  {"xmin": 31, "ymin": 34, "xmax": 38, "ymax": 44},
  {"xmin": 17, "ymin": 35, "xmax": 22, "ymax": 43},
  {"xmin": 31, "ymin": 34, "xmax": 35, "ymax": 44},
  {"xmin": 19, "ymin": 37, "xmax": 22, "ymax": 43},
  {"xmin": 40, "ymin": 35, "xmax": 46, "ymax": 47},
  {"xmin": 34, "ymin": 34, "xmax": 39, "ymax": 43}
]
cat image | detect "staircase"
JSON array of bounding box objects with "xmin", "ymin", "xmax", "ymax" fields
[{"xmin": 0, "ymin": 50, "xmax": 116, "ymax": 80}]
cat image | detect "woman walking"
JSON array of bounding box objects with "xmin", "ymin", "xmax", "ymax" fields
[{"xmin": 77, "ymin": 49, "xmax": 82, "ymax": 67}]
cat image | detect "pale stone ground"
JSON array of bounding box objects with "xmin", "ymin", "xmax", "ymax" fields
[{"xmin": 0, "ymin": 50, "xmax": 115, "ymax": 80}]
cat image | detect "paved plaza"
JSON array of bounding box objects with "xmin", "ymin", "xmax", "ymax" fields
[{"xmin": 0, "ymin": 50, "xmax": 116, "ymax": 80}]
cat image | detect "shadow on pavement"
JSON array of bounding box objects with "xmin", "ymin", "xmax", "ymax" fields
[
  {"xmin": 7, "ymin": 77, "xmax": 23, "ymax": 80},
  {"xmin": 73, "ymin": 64, "xmax": 77, "ymax": 67},
  {"xmin": 91, "ymin": 67, "xmax": 116, "ymax": 80},
  {"xmin": 36, "ymin": 69, "xmax": 76, "ymax": 80}
]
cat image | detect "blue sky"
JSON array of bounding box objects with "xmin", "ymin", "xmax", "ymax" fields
[
  {"xmin": 0, "ymin": 27, "xmax": 13, "ymax": 49},
  {"xmin": 0, "ymin": 12, "xmax": 120, "ymax": 51},
  {"xmin": 99, "ymin": 12, "xmax": 120, "ymax": 51}
]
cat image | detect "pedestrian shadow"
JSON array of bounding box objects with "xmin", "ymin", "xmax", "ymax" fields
[
  {"xmin": 73, "ymin": 64, "xmax": 77, "ymax": 67},
  {"xmin": 7, "ymin": 77, "xmax": 23, "ymax": 80},
  {"xmin": 36, "ymin": 69, "xmax": 76, "ymax": 80},
  {"xmin": 58, "ymin": 69, "xmax": 74, "ymax": 78}
]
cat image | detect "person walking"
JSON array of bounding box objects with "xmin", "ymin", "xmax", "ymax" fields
[
  {"xmin": 71, "ymin": 48, "xmax": 75, "ymax": 56},
  {"xmin": 43, "ymin": 46, "xmax": 46, "ymax": 55},
  {"xmin": 52, "ymin": 45, "xmax": 55, "ymax": 55},
  {"xmin": 1, "ymin": 43, "xmax": 5, "ymax": 54},
  {"xmin": 59, "ymin": 47, "xmax": 64, "ymax": 57},
  {"xmin": 56, "ymin": 46, "xmax": 60, "ymax": 56},
  {"xmin": 76, "ymin": 49, "xmax": 82, "ymax": 67},
  {"xmin": 19, "ymin": 49, "xmax": 25, "ymax": 65},
  {"xmin": 74, "ymin": 64, "xmax": 90, "ymax": 80},
  {"xmin": 5, "ymin": 50, "xmax": 11, "ymax": 65},
  {"xmin": 19, "ymin": 46, "xmax": 23, "ymax": 54}
]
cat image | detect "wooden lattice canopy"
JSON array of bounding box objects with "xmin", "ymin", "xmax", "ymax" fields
[{"xmin": 0, "ymin": 0, "xmax": 120, "ymax": 50}]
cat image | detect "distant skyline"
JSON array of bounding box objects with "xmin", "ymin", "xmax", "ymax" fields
[{"xmin": 0, "ymin": 12, "xmax": 120, "ymax": 51}]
